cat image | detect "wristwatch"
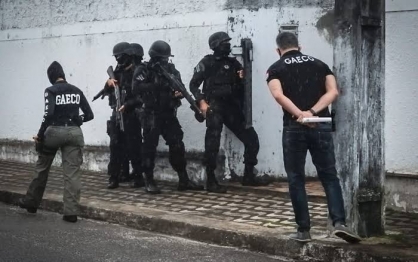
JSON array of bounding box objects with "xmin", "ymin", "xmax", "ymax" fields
[{"xmin": 309, "ymin": 108, "xmax": 317, "ymax": 116}]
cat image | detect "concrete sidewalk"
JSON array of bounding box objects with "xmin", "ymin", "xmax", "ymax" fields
[{"xmin": 0, "ymin": 160, "xmax": 417, "ymax": 262}]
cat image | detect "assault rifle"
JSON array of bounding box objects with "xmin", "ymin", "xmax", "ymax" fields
[
  {"xmin": 152, "ymin": 63, "xmax": 205, "ymax": 123},
  {"xmin": 92, "ymin": 88, "xmax": 106, "ymax": 102},
  {"xmin": 107, "ymin": 66, "xmax": 125, "ymax": 132}
]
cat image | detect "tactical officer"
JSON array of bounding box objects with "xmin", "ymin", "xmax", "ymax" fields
[
  {"xmin": 132, "ymin": 40, "xmax": 203, "ymax": 194},
  {"xmin": 104, "ymin": 42, "xmax": 144, "ymax": 189},
  {"xmin": 18, "ymin": 61, "xmax": 94, "ymax": 223},
  {"xmin": 266, "ymin": 32, "xmax": 361, "ymax": 243},
  {"xmin": 189, "ymin": 32, "xmax": 264, "ymax": 193},
  {"xmin": 117, "ymin": 43, "xmax": 147, "ymax": 183}
]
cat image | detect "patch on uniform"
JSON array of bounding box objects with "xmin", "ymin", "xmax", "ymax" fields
[
  {"xmin": 224, "ymin": 65, "xmax": 230, "ymax": 70},
  {"xmin": 136, "ymin": 74, "xmax": 145, "ymax": 81},
  {"xmin": 44, "ymin": 92, "xmax": 48, "ymax": 97},
  {"xmin": 45, "ymin": 99, "xmax": 49, "ymax": 103},
  {"xmin": 194, "ymin": 62, "xmax": 205, "ymax": 73}
]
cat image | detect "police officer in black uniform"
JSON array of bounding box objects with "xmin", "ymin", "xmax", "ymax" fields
[
  {"xmin": 104, "ymin": 42, "xmax": 144, "ymax": 189},
  {"xmin": 266, "ymin": 32, "xmax": 361, "ymax": 243},
  {"xmin": 189, "ymin": 32, "xmax": 264, "ymax": 193},
  {"xmin": 132, "ymin": 40, "xmax": 203, "ymax": 194},
  {"xmin": 19, "ymin": 61, "xmax": 94, "ymax": 223}
]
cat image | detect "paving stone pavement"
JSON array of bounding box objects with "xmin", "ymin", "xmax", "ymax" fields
[{"xmin": 1, "ymin": 160, "xmax": 417, "ymax": 245}]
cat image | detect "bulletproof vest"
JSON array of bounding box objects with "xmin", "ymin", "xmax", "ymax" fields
[
  {"xmin": 144, "ymin": 62, "xmax": 180, "ymax": 111},
  {"xmin": 204, "ymin": 56, "xmax": 240, "ymax": 99}
]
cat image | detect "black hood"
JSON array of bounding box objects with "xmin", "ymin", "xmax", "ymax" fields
[{"xmin": 47, "ymin": 61, "xmax": 66, "ymax": 84}]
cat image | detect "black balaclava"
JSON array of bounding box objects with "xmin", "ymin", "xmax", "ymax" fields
[
  {"xmin": 47, "ymin": 61, "xmax": 66, "ymax": 84},
  {"xmin": 150, "ymin": 56, "xmax": 169, "ymax": 67},
  {"xmin": 214, "ymin": 42, "xmax": 231, "ymax": 57},
  {"xmin": 115, "ymin": 54, "xmax": 132, "ymax": 68},
  {"xmin": 132, "ymin": 55, "xmax": 143, "ymax": 66}
]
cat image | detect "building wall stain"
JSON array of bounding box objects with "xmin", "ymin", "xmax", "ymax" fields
[
  {"xmin": 316, "ymin": 8, "xmax": 334, "ymax": 44},
  {"xmin": 224, "ymin": 0, "xmax": 333, "ymax": 11}
]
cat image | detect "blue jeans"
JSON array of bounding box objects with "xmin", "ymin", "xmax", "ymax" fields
[{"xmin": 282, "ymin": 122, "xmax": 346, "ymax": 232}]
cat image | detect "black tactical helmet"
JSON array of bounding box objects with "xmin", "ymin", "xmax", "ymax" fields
[
  {"xmin": 129, "ymin": 43, "xmax": 144, "ymax": 57},
  {"xmin": 148, "ymin": 40, "xmax": 174, "ymax": 58},
  {"xmin": 112, "ymin": 42, "xmax": 130, "ymax": 56},
  {"xmin": 208, "ymin": 31, "xmax": 232, "ymax": 50}
]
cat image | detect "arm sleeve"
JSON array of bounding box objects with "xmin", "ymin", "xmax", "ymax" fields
[
  {"xmin": 123, "ymin": 96, "xmax": 142, "ymax": 110},
  {"xmin": 79, "ymin": 91, "xmax": 94, "ymax": 122},
  {"xmin": 323, "ymin": 63, "xmax": 334, "ymax": 76},
  {"xmin": 266, "ymin": 65, "xmax": 282, "ymax": 83},
  {"xmin": 37, "ymin": 89, "xmax": 55, "ymax": 139},
  {"xmin": 189, "ymin": 60, "xmax": 206, "ymax": 102},
  {"xmin": 233, "ymin": 58, "xmax": 244, "ymax": 71},
  {"xmin": 132, "ymin": 66, "xmax": 157, "ymax": 95}
]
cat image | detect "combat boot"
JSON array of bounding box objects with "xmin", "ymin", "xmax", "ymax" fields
[
  {"xmin": 143, "ymin": 172, "xmax": 161, "ymax": 194},
  {"xmin": 107, "ymin": 180, "xmax": 119, "ymax": 189},
  {"xmin": 131, "ymin": 168, "xmax": 145, "ymax": 188},
  {"xmin": 241, "ymin": 165, "xmax": 270, "ymax": 187},
  {"xmin": 177, "ymin": 170, "xmax": 204, "ymax": 191},
  {"xmin": 206, "ymin": 169, "xmax": 227, "ymax": 193},
  {"xmin": 132, "ymin": 174, "xmax": 145, "ymax": 188}
]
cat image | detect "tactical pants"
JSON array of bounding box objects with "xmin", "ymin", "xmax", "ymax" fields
[
  {"xmin": 124, "ymin": 110, "xmax": 143, "ymax": 181},
  {"xmin": 107, "ymin": 114, "xmax": 125, "ymax": 182},
  {"xmin": 24, "ymin": 126, "xmax": 84, "ymax": 216},
  {"xmin": 205, "ymin": 101, "xmax": 259, "ymax": 171},
  {"xmin": 141, "ymin": 110, "xmax": 186, "ymax": 175},
  {"xmin": 107, "ymin": 110, "xmax": 143, "ymax": 182}
]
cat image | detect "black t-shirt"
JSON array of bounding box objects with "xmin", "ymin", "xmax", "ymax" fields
[{"xmin": 266, "ymin": 50, "xmax": 333, "ymax": 123}]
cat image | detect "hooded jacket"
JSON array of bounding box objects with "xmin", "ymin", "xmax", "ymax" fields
[{"xmin": 37, "ymin": 61, "xmax": 94, "ymax": 139}]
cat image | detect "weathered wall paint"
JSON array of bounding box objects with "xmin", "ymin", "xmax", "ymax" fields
[
  {"xmin": 0, "ymin": 0, "xmax": 334, "ymax": 178},
  {"xmin": 225, "ymin": 6, "xmax": 334, "ymax": 177}
]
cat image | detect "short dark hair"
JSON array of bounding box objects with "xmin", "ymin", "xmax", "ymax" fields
[{"xmin": 276, "ymin": 32, "xmax": 299, "ymax": 49}]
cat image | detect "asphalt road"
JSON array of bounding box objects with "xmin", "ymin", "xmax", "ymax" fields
[{"xmin": 0, "ymin": 203, "xmax": 295, "ymax": 262}]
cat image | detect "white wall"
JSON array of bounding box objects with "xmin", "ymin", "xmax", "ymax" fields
[
  {"xmin": 0, "ymin": 0, "xmax": 337, "ymax": 178},
  {"xmin": 225, "ymin": 6, "xmax": 334, "ymax": 177},
  {"xmin": 385, "ymin": 0, "xmax": 418, "ymax": 175}
]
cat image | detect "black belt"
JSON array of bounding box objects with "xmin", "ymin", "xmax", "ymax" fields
[{"xmin": 50, "ymin": 121, "xmax": 78, "ymax": 127}]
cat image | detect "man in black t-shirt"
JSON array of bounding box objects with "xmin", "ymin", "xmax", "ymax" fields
[{"xmin": 266, "ymin": 32, "xmax": 361, "ymax": 243}]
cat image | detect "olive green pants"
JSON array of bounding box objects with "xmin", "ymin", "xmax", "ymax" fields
[{"xmin": 24, "ymin": 126, "xmax": 84, "ymax": 216}]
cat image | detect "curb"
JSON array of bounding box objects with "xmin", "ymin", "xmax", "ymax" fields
[
  {"xmin": 0, "ymin": 188, "xmax": 416, "ymax": 262},
  {"xmin": 226, "ymin": 183, "xmax": 327, "ymax": 203}
]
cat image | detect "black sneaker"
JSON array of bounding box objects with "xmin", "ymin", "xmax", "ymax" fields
[
  {"xmin": 289, "ymin": 231, "xmax": 312, "ymax": 243},
  {"xmin": 18, "ymin": 198, "xmax": 37, "ymax": 214},
  {"xmin": 333, "ymin": 223, "xmax": 362, "ymax": 244},
  {"xmin": 63, "ymin": 215, "xmax": 78, "ymax": 223}
]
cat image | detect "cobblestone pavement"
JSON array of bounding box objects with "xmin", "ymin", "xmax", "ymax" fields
[{"xmin": 1, "ymin": 160, "xmax": 417, "ymax": 245}]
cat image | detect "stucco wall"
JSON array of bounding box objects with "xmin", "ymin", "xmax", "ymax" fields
[
  {"xmin": 0, "ymin": 0, "xmax": 339, "ymax": 178},
  {"xmin": 385, "ymin": 0, "xmax": 418, "ymax": 175}
]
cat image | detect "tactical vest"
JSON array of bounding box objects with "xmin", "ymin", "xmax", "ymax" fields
[{"xmin": 203, "ymin": 56, "xmax": 241, "ymax": 99}]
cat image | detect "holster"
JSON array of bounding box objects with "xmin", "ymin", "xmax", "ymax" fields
[{"xmin": 35, "ymin": 142, "xmax": 44, "ymax": 154}]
